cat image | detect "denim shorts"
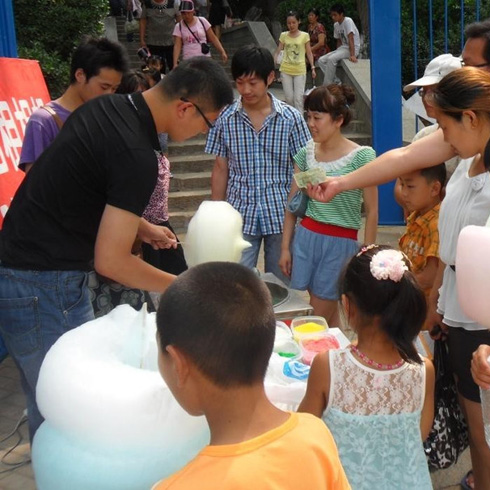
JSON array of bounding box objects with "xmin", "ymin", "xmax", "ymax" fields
[
  {"xmin": 0, "ymin": 265, "xmax": 93, "ymax": 439},
  {"xmin": 290, "ymin": 225, "xmax": 359, "ymax": 300}
]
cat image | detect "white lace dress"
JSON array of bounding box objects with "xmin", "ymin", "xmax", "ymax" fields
[{"xmin": 322, "ymin": 349, "xmax": 432, "ymax": 489}]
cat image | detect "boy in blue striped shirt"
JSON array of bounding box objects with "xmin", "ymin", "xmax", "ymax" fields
[{"xmin": 205, "ymin": 45, "xmax": 310, "ymax": 283}]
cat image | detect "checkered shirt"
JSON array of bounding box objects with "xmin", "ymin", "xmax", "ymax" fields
[{"xmin": 205, "ymin": 93, "xmax": 310, "ymax": 235}]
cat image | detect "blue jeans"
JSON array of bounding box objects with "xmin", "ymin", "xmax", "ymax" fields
[
  {"xmin": 0, "ymin": 266, "xmax": 94, "ymax": 440},
  {"xmin": 241, "ymin": 233, "xmax": 289, "ymax": 285}
]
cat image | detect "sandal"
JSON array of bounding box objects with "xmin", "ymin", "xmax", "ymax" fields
[{"xmin": 460, "ymin": 470, "xmax": 474, "ymax": 490}]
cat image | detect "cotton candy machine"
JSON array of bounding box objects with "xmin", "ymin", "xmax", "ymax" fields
[
  {"xmin": 264, "ymin": 280, "xmax": 289, "ymax": 308},
  {"xmin": 261, "ymin": 273, "xmax": 313, "ymax": 320}
]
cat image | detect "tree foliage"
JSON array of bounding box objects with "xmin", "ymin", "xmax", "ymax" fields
[
  {"xmin": 401, "ymin": 0, "xmax": 490, "ymax": 87},
  {"xmin": 14, "ymin": 0, "xmax": 108, "ymax": 97}
]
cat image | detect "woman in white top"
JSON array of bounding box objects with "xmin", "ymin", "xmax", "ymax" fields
[{"xmin": 172, "ymin": 0, "xmax": 227, "ymax": 67}]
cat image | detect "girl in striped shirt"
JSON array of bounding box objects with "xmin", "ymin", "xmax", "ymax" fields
[{"xmin": 279, "ymin": 85, "xmax": 378, "ymax": 327}]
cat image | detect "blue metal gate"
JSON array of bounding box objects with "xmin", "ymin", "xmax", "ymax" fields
[
  {"xmin": 370, "ymin": 0, "xmax": 488, "ymax": 224},
  {"xmin": 0, "ymin": 0, "xmax": 18, "ymax": 57}
]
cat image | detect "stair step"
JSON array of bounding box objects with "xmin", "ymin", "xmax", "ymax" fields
[
  {"xmin": 169, "ymin": 154, "xmax": 215, "ymax": 173},
  {"xmin": 168, "ymin": 189, "xmax": 211, "ymax": 211},
  {"xmin": 341, "ymin": 132, "xmax": 372, "ymax": 145},
  {"xmin": 169, "ymin": 171, "xmax": 211, "ymax": 191},
  {"xmin": 168, "ymin": 137, "xmax": 207, "ymax": 155},
  {"xmin": 168, "ymin": 210, "xmax": 197, "ymax": 233}
]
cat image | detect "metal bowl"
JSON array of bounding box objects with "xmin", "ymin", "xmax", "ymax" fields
[{"xmin": 264, "ymin": 280, "xmax": 289, "ymax": 308}]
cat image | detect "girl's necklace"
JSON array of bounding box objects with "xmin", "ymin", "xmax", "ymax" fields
[{"xmin": 350, "ymin": 344, "xmax": 405, "ymax": 370}]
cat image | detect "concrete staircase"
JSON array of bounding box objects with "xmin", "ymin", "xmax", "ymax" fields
[
  {"xmin": 111, "ymin": 17, "xmax": 373, "ymax": 234},
  {"xmin": 166, "ymin": 138, "xmax": 213, "ymax": 231}
]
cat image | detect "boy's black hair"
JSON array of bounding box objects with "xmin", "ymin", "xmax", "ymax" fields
[
  {"xmin": 465, "ymin": 19, "xmax": 490, "ymax": 64},
  {"xmin": 231, "ymin": 45, "xmax": 274, "ymax": 84},
  {"xmin": 330, "ymin": 4, "xmax": 345, "ymax": 15},
  {"xmin": 69, "ymin": 36, "xmax": 129, "ymax": 84},
  {"xmin": 157, "ymin": 262, "xmax": 276, "ymax": 387},
  {"xmin": 340, "ymin": 245, "xmax": 426, "ymax": 364},
  {"xmin": 161, "ymin": 56, "xmax": 233, "ymax": 112},
  {"xmin": 420, "ymin": 163, "xmax": 447, "ymax": 188}
]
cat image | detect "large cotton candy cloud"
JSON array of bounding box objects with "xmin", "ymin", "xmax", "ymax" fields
[
  {"xmin": 456, "ymin": 224, "xmax": 490, "ymax": 328},
  {"xmin": 31, "ymin": 304, "xmax": 312, "ymax": 489},
  {"xmin": 32, "ymin": 305, "xmax": 209, "ymax": 490}
]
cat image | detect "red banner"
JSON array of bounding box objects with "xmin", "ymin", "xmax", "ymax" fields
[{"xmin": 0, "ymin": 58, "xmax": 50, "ymax": 226}]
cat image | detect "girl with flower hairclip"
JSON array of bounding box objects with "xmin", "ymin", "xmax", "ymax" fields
[{"xmin": 299, "ymin": 244, "xmax": 435, "ymax": 489}]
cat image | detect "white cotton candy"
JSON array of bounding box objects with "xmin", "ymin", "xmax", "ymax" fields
[
  {"xmin": 184, "ymin": 201, "xmax": 251, "ymax": 266},
  {"xmin": 33, "ymin": 305, "xmax": 209, "ymax": 490}
]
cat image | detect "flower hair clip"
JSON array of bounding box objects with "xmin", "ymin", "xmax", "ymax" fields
[
  {"xmin": 356, "ymin": 244, "xmax": 378, "ymax": 257},
  {"xmin": 369, "ymin": 249, "xmax": 408, "ymax": 282}
]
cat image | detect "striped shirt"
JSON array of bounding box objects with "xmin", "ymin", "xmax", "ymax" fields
[
  {"xmin": 205, "ymin": 94, "xmax": 310, "ymax": 235},
  {"xmin": 294, "ymin": 141, "xmax": 376, "ymax": 229}
]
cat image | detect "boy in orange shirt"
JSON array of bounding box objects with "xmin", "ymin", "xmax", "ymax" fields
[
  {"xmin": 399, "ymin": 163, "xmax": 446, "ymax": 330},
  {"xmin": 152, "ymin": 262, "xmax": 350, "ymax": 490}
]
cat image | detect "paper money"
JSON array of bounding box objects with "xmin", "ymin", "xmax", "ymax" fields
[{"xmin": 293, "ymin": 167, "xmax": 326, "ymax": 188}]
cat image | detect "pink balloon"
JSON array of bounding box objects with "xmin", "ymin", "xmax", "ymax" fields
[{"xmin": 456, "ymin": 225, "xmax": 490, "ymax": 328}]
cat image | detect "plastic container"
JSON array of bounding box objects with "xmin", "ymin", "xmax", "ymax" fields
[
  {"xmin": 275, "ymin": 321, "xmax": 292, "ymax": 342},
  {"xmin": 291, "ymin": 316, "xmax": 328, "ymax": 343},
  {"xmin": 481, "ymin": 355, "xmax": 490, "ymax": 448},
  {"xmin": 273, "ymin": 339, "xmax": 301, "ymax": 361},
  {"xmin": 299, "ymin": 333, "xmax": 340, "ymax": 365}
]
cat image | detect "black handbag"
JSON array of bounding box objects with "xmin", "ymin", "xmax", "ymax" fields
[{"xmin": 423, "ymin": 339, "xmax": 469, "ymax": 470}]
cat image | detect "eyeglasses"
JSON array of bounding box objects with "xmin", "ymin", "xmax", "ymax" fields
[
  {"xmin": 418, "ymin": 87, "xmax": 431, "ymax": 98},
  {"xmin": 460, "ymin": 59, "xmax": 490, "ymax": 68},
  {"xmin": 180, "ymin": 97, "xmax": 214, "ymax": 129}
]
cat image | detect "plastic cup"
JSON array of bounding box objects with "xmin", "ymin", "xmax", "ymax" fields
[
  {"xmin": 273, "ymin": 339, "xmax": 301, "ymax": 361},
  {"xmin": 299, "ymin": 333, "xmax": 340, "ymax": 365},
  {"xmin": 291, "ymin": 316, "xmax": 328, "ymax": 343}
]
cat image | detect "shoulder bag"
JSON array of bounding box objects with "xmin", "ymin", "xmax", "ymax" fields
[
  {"xmin": 423, "ymin": 339, "xmax": 469, "ymax": 469},
  {"xmin": 183, "ymin": 18, "xmax": 210, "ymax": 54}
]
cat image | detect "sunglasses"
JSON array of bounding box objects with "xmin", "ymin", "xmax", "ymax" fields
[{"xmin": 180, "ymin": 97, "xmax": 214, "ymax": 129}]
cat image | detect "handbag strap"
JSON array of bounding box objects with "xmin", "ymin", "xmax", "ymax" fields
[{"xmin": 182, "ymin": 18, "xmax": 208, "ymax": 43}]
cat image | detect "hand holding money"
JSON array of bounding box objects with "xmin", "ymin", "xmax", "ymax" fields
[{"xmin": 293, "ymin": 168, "xmax": 326, "ymax": 188}]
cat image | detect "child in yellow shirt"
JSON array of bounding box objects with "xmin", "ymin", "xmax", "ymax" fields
[
  {"xmin": 398, "ymin": 163, "xmax": 446, "ymax": 330},
  {"xmin": 152, "ymin": 262, "xmax": 351, "ymax": 490}
]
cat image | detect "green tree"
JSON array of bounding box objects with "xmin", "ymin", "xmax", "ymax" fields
[
  {"xmin": 14, "ymin": 0, "xmax": 108, "ymax": 97},
  {"xmin": 401, "ymin": 0, "xmax": 489, "ymax": 87}
]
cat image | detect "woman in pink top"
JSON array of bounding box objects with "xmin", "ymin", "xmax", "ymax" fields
[{"xmin": 172, "ymin": 0, "xmax": 227, "ymax": 66}]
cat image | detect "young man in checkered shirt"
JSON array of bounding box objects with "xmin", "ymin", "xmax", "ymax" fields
[{"xmin": 205, "ymin": 45, "xmax": 310, "ymax": 283}]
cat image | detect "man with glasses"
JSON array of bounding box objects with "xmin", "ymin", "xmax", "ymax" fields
[
  {"xmin": 461, "ymin": 19, "xmax": 490, "ymax": 70},
  {"xmin": 0, "ymin": 56, "xmax": 233, "ymax": 441},
  {"xmin": 205, "ymin": 45, "xmax": 310, "ymax": 284}
]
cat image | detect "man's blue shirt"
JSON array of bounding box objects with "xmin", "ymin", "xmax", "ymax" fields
[{"xmin": 205, "ymin": 93, "xmax": 310, "ymax": 236}]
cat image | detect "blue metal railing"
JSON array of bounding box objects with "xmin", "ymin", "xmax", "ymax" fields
[{"xmin": 0, "ymin": 0, "xmax": 18, "ymax": 57}]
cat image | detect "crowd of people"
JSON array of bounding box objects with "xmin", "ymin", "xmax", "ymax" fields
[
  {"xmin": 137, "ymin": 0, "xmax": 229, "ymax": 74},
  {"xmin": 2, "ymin": 2, "xmax": 490, "ymax": 489},
  {"xmin": 274, "ymin": 3, "xmax": 361, "ymax": 112}
]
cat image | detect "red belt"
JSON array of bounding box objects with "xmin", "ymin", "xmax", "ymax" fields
[{"xmin": 301, "ymin": 216, "xmax": 358, "ymax": 240}]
